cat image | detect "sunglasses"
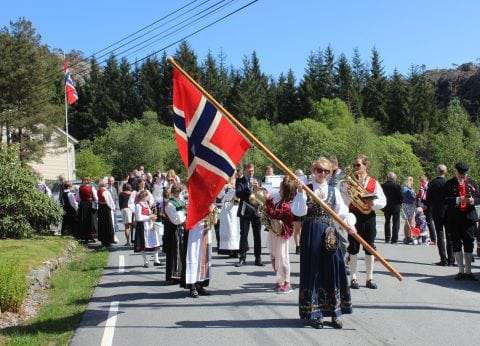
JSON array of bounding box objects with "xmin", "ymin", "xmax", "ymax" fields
[
  {"xmin": 353, "ymin": 163, "xmax": 362, "ymax": 168},
  {"xmin": 314, "ymin": 168, "xmax": 331, "ymax": 174},
  {"xmin": 167, "ymin": 179, "xmax": 175, "ymax": 182}
]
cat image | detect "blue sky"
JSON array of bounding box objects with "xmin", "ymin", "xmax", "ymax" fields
[{"xmin": 2, "ymin": 0, "xmax": 479, "ymax": 80}]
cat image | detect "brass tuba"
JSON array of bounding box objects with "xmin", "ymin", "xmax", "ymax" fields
[{"xmin": 340, "ymin": 167, "xmax": 373, "ymax": 214}]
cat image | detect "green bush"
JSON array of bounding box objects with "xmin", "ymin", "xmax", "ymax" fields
[
  {"xmin": 0, "ymin": 259, "xmax": 29, "ymax": 312},
  {"xmin": 0, "ymin": 144, "xmax": 63, "ymax": 238}
]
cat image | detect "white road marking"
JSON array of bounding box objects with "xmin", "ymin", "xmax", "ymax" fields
[
  {"xmin": 118, "ymin": 255, "xmax": 125, "ymax": 273},
  {"xmin": 101, "ymin": 301, "xmax": 119, "ymax": 346}
]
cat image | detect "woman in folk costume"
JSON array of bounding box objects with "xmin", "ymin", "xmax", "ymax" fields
[
  {"xmin": 77, "ymin": 175, "xmax": 98, "ymax": 243},
  {"xmin": 97, "ymin": 180, "xmax": 116, "ymax": 247},
  {"xmin": 62, "ymin": 181, "xmax": 79, "ymax": 237},
  {"xmin": 180, "ymin": 204, "xmax": 218, "ymax": 298},
  {"xmin": 217, "ymin": 175, "xmax": 241, "ymax": 258},
  {"xmin": 134, "ymin": 190, "xmax": 162, "ymax": 267},
  {"xmin": 264, "ymin": 176, "xmax": 296, "ymax": 294},
  {"xmin": 163, "ymin": 182, "xmax": 186, "ymax": 283},
  {"xmin": 292, "ymin": 157, "xmax": 357, "ymax": 329}
]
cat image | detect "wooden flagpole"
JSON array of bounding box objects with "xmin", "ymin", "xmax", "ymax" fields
[{"xmin": 168, "ymin": 57, "xmax": 403, "ymax": 281}]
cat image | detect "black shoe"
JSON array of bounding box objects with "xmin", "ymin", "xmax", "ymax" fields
[
  {"xmin": 254, "ymin": 259, "xmax": 265, "ymax": 267},
  {"xmin": 189, "ymin": 288, "xmax": 199, "ymax": 298},
  {"xmin": 385, "ymin": 238, "xmax": 390, "ymax": 243},
  {"xmin": 435, "ymin": 260, "xmax": 448, "ymax": 266},
  {"xmin": 331, "ymin": 317, "xmax": 343, "ymax": 329},
  {"xmin": 196, "ymin": 286, "xmax": 210, "ymax": 296},
  {"xmin": 350, "ymin": 279, "xmax": 359, "ymax": 289},
  {"xmin": 312, "ymin": 318, "xmax": 324, "ymax": 329},
  {"xmin": 153, "ymin": 261, "xmax": 163, "ymax": 267},
  {"xmin": 366, "ymin": 279, "xmax": 378, "ymax": 289},
  {"xmin": 235, "ymin": 260, "xmax": 246, "ymax": 267},
  {"xmin": 295, "ymin": 246, "xmax": 300, "ymax": 255},
  {"xmin": 463, "ymin": 273, "xmax": 478, "ymax": 281},
  {"xmin": 390, "ymin": 241, "xmax": 397, "ymax": 244},
  {"xmin": 454, "ymin": 273, "xmax": 466, "ymax": 280}
]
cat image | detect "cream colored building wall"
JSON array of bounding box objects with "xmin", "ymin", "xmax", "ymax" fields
[{"xmin": 30, "ymin": 130, "xmax": 78, "ymax": 181}]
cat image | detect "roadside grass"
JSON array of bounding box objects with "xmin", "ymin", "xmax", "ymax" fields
[
  {"xmin": 0, "ymin": 237, "xmax": 73, "ymax": 274},
  {"xmin": 0, "ymin": 242, "xmax": 109, "ymax": 346}
]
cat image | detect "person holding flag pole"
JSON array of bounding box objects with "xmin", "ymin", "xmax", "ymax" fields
[{"xmin": 168, "ymin": 57, "xmax": 402, "ymax": 305}]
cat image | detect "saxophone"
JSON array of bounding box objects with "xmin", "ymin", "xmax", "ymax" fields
[{"xmin": 340, "ymin": 167, "xmax": 373, "ymax": 214}]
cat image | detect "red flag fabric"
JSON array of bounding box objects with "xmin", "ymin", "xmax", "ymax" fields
[
  {"xmin": 172, "ymin": 67, "xmax": 251, "ymax": 229},
  {"xmin": 64, "ymin": 61, "xmax": 79, "ymax": 105}
]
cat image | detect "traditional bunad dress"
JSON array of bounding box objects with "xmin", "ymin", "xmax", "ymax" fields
[
  {"xmin": 62, "ymin": 188, "xmax": 79, "ymax": 237},
  {"xmin": 218, "ymin": 186, "xmax": 240, "ymax": 254},
  {"xmin": 77, "ymin": 183, "xmax": 98, "ymax": 242},
  {"xmin": 134, "ymin": 201, "xmax": 161, "ymax": 266},
  {"xmin": 180, "ymin": 210, "xmax": 216, "ymax": 296},
  {"xmin": 291, "ymin": 181, "xmax": 356, "ymax": 321},
  {"xmin": 128, "ymin": 189, "xmax": 154, "ymax": 242},
  {"xmin": 97, "ymin": 187, "xmax": 115, "ymax": 247},
  {"xmin": 163, "ymin": 197, "xmax": 186, "ymax": 282}
]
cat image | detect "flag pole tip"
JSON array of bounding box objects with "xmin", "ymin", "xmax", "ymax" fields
[{"xmin": 167, "ymin": 56, "xmax": 175, "ymax": 64}]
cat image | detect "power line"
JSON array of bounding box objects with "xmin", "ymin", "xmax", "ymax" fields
[{"xmin": 31, "ymin": 0, "xmax": 259, "ymax": 109}]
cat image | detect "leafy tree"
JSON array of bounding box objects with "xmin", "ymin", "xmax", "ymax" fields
[
  {"xmin": 92, "ymin": 112, "xmax": 183, "ymax": 179},
  {"xmin": 276, "ymin": 119, "xmax": 339, "ymax": 172},
  {"xmin": 309, "ymin": 98, "xmax": 355, "ymax": 130},
  {"xmin": 373, "ymin": 136, "xmax": 423, "ymax": 183},
  {"xmin": 0, "ymin": 143, "xmax": 62, "ymax": 238},
  {"xmin": 76, "ymin": 147, "xmax": 111, "ymax": 178},
  {"xmin": 430, "ymin": 98, "xmax": 480, "ymax": 178}
]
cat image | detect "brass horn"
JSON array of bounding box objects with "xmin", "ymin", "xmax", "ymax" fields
[
  {"xmin": 339, "ymin": 167, "xmax": 373, "ymax": 214},
  {"xmin": 249, "ymin": 187, "xmax": 267, "ymax": 206}
]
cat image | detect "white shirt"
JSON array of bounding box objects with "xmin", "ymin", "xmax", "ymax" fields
[
  {"xmin": 291, "ymin": 181, "xmax": 356, "ymax": 228},
  {"xmin": 164, "ymin": 197, "xmax": 186, "ymax": 225}
]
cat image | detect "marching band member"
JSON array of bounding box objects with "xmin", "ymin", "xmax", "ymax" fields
[
  {"xmin": 444, "ymin": 162, "xmax": 479, "ymax": 280},
  {"xmin": 341, "ymin": 154, "xmax": 386, "ymax": 290}
]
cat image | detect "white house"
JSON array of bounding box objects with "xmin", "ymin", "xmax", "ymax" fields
[{"xmin": 30, "ymin": 126, "xmax": 79, "ymax": 181}]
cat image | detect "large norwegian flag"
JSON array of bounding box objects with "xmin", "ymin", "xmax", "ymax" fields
[
  {"xmin": 173, "ymin": 67, "xmax": 251, "ymax": 229},
  {"xmin": 64, "ymin": 61, "xmax": 79, "ymax": 105}
]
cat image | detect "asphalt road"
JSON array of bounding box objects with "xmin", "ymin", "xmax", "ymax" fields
[{"xmin": 71, "ymin": 216, "xmax": 480, "ymax": 346}]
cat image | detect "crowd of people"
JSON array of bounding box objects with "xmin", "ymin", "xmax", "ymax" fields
[{"xmin": 52, "ymin": 156, "xmax": 480, "ymax": 330}]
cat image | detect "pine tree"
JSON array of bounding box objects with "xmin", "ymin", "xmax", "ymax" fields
[
  {"xmin": 336, "ymin": 53, "xmax": 354, "ymax": 109},
  {"xmin": 276, "ymin": 69, "xmax": 299, "ymax": 123},
  {"xmin": 0, "ymin": 18, "xmax": 59, "ymax": 162},
  {"xmin": 386, "ymin": 69, "xmax": 409, "ymax": 133},
  {"xmin": 350, "ymin": 48, "xmax": 366, "ymax": 118},
  {"xmin": 362, "ymin": 47, "xmax": 388, "ymax": 130},
  {"xmin": 232, "ymin": 51, "xmax": 269, "ymax": 124},
  {"xmin": 407, "ymin": 64, "xmax": 437, "ymax": 133}
]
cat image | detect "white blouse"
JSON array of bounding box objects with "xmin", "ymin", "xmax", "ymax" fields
[{"xmin": 291, "ymin": 180, "xmax": 356, "ymax": 228}]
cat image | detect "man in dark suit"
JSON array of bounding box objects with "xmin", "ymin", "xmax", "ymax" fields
[
  {"xmin": 381, "ymin": 172, "xmax": 403, "ymax": 244},
  {"xmin": 235, "ymin": 163, "xmax": 264, "ymax": 267},
  {"xmin": 443, "ymin": 162, "xmax": 479, "ymax": 280},
  {"xmin": 425, "ymin": 164, "xmax": 450, "ymax": 266}
]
